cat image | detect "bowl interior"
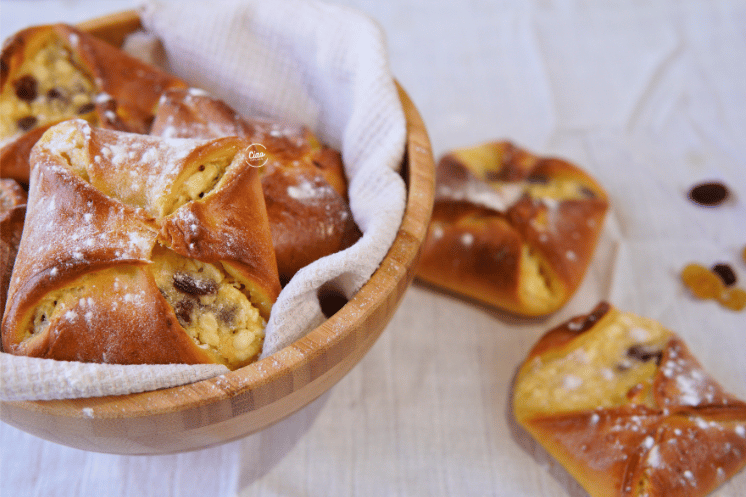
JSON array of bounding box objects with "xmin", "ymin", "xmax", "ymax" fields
[{"xmin": 0, "ymin": 11, "xmax": 435, "ymax": 454}]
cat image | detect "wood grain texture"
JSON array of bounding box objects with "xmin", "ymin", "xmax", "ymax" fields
[{"xmin": 0, "ymin": 11, "xmax": 435, "ymax": 455}]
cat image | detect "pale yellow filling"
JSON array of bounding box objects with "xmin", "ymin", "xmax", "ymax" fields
[
  {"xmin": 38, "ymin": 121, "xmax": 91, "ymax": 178},
  {"xmin": 452, "ymin": 146, "xmax": 504, "ymax": 178},
  {"xmin": 165, "ymin": 159, "xmax": 227, "ymax": 214},
  {"xmin": 151, "ymin": 248, "xmax": 264, "ymax": 368},
  {"xmin": 514, "ymin": 309, "xmax": 672, "ymax": 419},
  {"xmin": 28, "ymin": 288, "xmax": 75, "ymax": 340},
  {"xmin": 524, "ymin": 178, "xmax": 586, "ymax": 201},
  {"xmin": 0, "ymin": 39, "xmax": 97, "ymax": 138},
  {"xmin": 518, "ymin": 246, "xmax": 556, "ymax": 310}
]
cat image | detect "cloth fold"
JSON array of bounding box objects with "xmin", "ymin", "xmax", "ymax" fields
[{"xmin": 0, "ymin": 0, "xmax": 406, "ymax": 401}]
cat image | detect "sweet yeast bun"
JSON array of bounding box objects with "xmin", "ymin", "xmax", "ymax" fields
[
  {"xmin": 416, "ymin": 141, "xmax": 608, "ymax": 316},
  {"xmin": 513, "ymin": 302, "xmax": 746, "ymax": 497},
  {"xmin": 150, "ymin": 88, "xmax": 360, "ymax": 283},
  {"xmin": 0, "ymin": 23, "xmax": 186, "ymax": 185},
  {"xmin": 1, "ymin": 119, "xmax": 281, "ymax": 369},
  {"xmin": 0, "ymin": 179, "xmax": 27, "ymax": 323}
]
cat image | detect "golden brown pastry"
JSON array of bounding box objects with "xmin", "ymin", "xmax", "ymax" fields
[
  {"xmin": 1, "ymin": 119, "xmax": 281, "ymax": 369},
  {"xmin": 416, "ymin": 141, "xmax": 609, "ymax": 316},
  {"xmin": 513, "ymin": 302, "xmax": 746, "ymax": 497},
  {"xmin": 1, "ymin": 179, "xmax": 27, "ymax": 323},
  {"xmin": 150, "ymin": 88, "xmax": 360, "ymax": 283},
  {"xmin": 0, "ymin": 23, "xmax": 186, "ymax": 185}
]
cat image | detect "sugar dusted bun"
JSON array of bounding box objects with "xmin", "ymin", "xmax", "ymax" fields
[
  {"xmin": 1, "ymin": 119, "xmax": 281, "ymax": 369},
  {"xmin": 151, "ymin": 88, "xmax": 360, "ymax": 283},
  {"xmin": 416, "ymin": 141, "xmax": 608, "ymax": 316},
  {"xmin": 0, "ymin": 23, "xmax": 186, "ymax": 185},
  {"xmin": 513, "ymin": 302, "xmax": 746, "ymax": 497}
]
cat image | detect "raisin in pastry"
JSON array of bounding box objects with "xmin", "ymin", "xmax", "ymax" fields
[
  {"xmin": 416, "ymin": 141, "xmax": 609, "ymax": 316},
  {"xmin": 1, "ymin": 119, "xmax": 280, "ymax": 369},
  {"xmin": 513, "ymin": 302, "xmax": 746, "ymax": 497},
  {"xmin": 150, "ymin": 88, "xmax": 360, "ymax": 283},
  {"xmin": 0, "ymin": 23, "xmax": 186, "ymax": 185}
]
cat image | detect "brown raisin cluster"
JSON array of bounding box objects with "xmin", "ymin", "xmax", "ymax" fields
[{"xmin": 681, "ymin": 261, "xmax": 746, "ymax": 311}]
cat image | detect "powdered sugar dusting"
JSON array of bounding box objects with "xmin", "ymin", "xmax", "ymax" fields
[
  {"xmin": 287, "ymin": 176, "xmax": 336, "ymax": 201},
  {"xmin": 646, "ymin": 444, "xmax": 662, "ymax": 468},
  {"xmin": 96, "ymin": 131, "xmax": 201, "ymax": 215},
  {"xmin": 437, "ymin": 180, "xmax": 523, "ymax": 213},
  {"xmin": 562, "ymin": 375, "xmax": 582, "ymax": 390},
  {"xmin": 642, "ymin": 435, "xmax": 655, "ymax": 449},
  {"xmin": 658, "ymin": 342, "xmax": 723, "ymax": 407}
]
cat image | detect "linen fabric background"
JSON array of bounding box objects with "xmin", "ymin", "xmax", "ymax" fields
[{"xmin": 1, "ymin": 0, "xmax": 744, "ymax": 496}]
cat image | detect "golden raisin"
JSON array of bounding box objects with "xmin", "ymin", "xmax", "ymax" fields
[
  {"xmin": 680, "ymin": 263, "xmax": 724, "ymax": 300},
  {"xmin": 718, "ymin": 287, "xmax": 746, "ymax": 311}
]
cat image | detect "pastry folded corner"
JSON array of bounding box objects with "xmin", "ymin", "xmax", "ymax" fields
[
  {"xmin": 513, "ymin": 302, "xmax": 746, "ymax": 497},
  {"xmin": 1, "ymin": 119, "xmax": 281, "ymax": 370},
  {"xmin": 150, "ymin": 88, "xmax": 360, "ymax": 284},
  {"xmin": 1, "ymin": 23, "xmax": 186, "ymax": 185},
  {"xmin": 416, "ymin": 141, "xmax": 608, "ymax": 317}
]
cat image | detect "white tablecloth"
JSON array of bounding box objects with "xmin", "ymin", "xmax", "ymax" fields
[{"xmin": 2, "ymin": 1, "xmax": 745, "ymax": 496}]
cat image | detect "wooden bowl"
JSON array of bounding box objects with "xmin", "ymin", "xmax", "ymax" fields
[{"xmin": 0, "ymin": 11, "xmax": 434, "ymax": 455}]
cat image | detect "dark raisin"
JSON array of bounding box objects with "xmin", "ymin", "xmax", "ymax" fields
[
  {"xmin": 46, "ymin": 87, "xmax": 65, "ymax": 100},
  {"xmin": 13, "ymin": 75, "xmax": 38, "ymax": 102},
  {"xmin": 579, "ymin": 186, "xmax": 597, "ymax": 198},
  {"xmin": 712, "ymin": 263, "xmax": 737, "ymax": 287},
  {"xmin": 688, "ymin": 182, "xmax": 729, "ymax": 206},
  {"xmin": 17, "ymin": 116, "xmax": 37, "ymax": 131},
  {"xmin": 174, "ymin": 299, "xmax": 195, "ymax": 325},
  {"xmin": 312, "ymin": 160, "xmax": 323, "ymax": 169},
  {"xmin": 173, "ymin": 272, "xmax": 217, "ymax": 296},
  {"xmin": 564, "ymin": 302, "xmax": 611, "ymax": 335},
  {"xmin": 483, "ymin": 170, "xmax": 504, "ymax": 182},
  {"xmin": 218, "ymin": 305, "xmax": 237, "ymax": 325},
  {"xmin": 526, "ymin": 174, "xmax": 550, "ymax": 184},
  {"xmin": 0, "ymin": 59, "xmax": 8, "ymax": 82},
  {"xmin": 76, "ymin": 102, "xmax": 96, "ymax": 115},
  {"xmin": 198, "ymin": 164, "xmax": 205, "ymax": 171},
  {"xmin": 626, "ymin": 344, "xmax": 663, "ymax": 365}
]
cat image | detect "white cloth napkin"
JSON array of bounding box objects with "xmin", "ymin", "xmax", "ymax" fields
[{"xmin": 0, "ymin": 0, "xmax": 406, "ymax": 401}]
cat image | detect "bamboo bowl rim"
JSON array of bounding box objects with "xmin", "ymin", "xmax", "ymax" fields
[{"xmin": 0, "ymin": 10, "xmax": 434, "ymax": 454}]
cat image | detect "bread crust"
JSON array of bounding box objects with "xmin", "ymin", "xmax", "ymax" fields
[
  {"xmin": 0, "ymin": 179, "xmax": 27, "ymax": 326},
  {"xmin": 416, "ymin": 141, "xmax": 608, "ymax": 316},
  {"xmin": 1, "ymin": 120, "xmax": 280, "ymax": 368},
  {"xmin": 513, "ymin": 302, "xmax": 746, "ymax": 497},
  {"xmin": 1, "ymin": 23, "xmax": 186, "ymax": 185},
  {"xmin": 150, "ymin": 88, "xmax": 360, "ymax": 283}
]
